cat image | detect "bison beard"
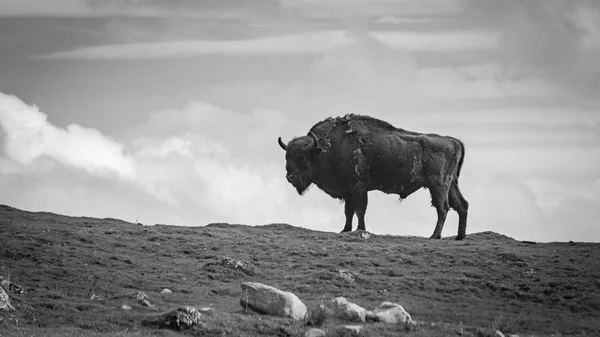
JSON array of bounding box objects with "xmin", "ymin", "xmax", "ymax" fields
[{"xmin": 278, "ymin": 114, "xmax": 469, "ymax": 240}]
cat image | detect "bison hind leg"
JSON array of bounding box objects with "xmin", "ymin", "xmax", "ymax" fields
[
  {"xmin": 449, "ymin": 182, "xmax": 469, "ymax": 240},
  {"xmin": 428, "ymin": 178, "xmax": 451, "ymax": 240}
]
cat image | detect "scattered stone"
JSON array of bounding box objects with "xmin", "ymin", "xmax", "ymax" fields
[
  {"xmin": 0, "ymin": 275, "xmax": 24, "ymax": 294},
  {"xmin": 221, "ymin": 257, "xmax": 255, "ymax": 275},
  {"xmin": 239, "ymin": 282, "xmax": 307, "ymax": 320},
  {"xmin": 129, "ymin": 291, "xmax": 154, "ymax": 307},
  {"xmin": 160, "ymin": 288, "xmax": 172, "ymax": 294},
  {"xmin": 204, "ymin": 256, "xmax": 256, "ymax": 275},
  {"xmin": 90, "ymin": 293, "xmax": 102, "ymax": 301},
  {"xmin": 305, "ymin": 328, "xmax": 326, "ymax": 337},
  {"xmin": 0, "ymin": 287, "xmax": 15, "ymax": 312},
  {"xmin": 132, "ymin": 291, "xmax": 149, "ymax": 302},
  {"xmin": 343, "ymin": 325, "xmax": 363, "ymax": 336},
  {"xmin": 199, "ymin": 307, "xmax": 212, "ymax": 312},
  {"xmin": 120, "ymin": 304, "xmax": 132, "ymax": 311},
  {"xmin": 365, "ymin": 301, "xmax": 414, "ymax": 325},
  {"xmin": 342, "ymin": 231, "xmax": 373, "ymax": 242},
  {"xmin": 159, "ymin": 306, "xmax": 203, "ymax": 330},
  {"xmin": 327, "ymin": 297, "xmax": 366, "ymax": 323},
  {"xmin": 338, "ymin": 269, "xmax": 356, "ymax": 283},
  {"xmin": 474, "ymin": 327, "xmax": 503, "ymax": 337},
  {"xmin": 140, "ymin": 299, "xmax": 154, "ymax": 307}
]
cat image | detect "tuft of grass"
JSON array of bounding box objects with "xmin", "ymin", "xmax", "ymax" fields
[
  {"xmin": 307, "ymin": 302, "xmax": 333, "ymax": 327},
  {"xmin": 491, "ymin": 314, "xmax": 518, "ymax": 334}
]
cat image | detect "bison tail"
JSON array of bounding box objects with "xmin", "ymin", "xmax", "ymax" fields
[{"xmin": 456, "ymin": 138, "xmax": 466, "ymax": 178}]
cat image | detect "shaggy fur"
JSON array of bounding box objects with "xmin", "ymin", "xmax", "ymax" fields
[{"xmin": 278, "ymin": 114, "xmax": 469, "ymax": 240}]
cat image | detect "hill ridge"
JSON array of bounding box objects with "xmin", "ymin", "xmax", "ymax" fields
[{"xmin": 1, "ymin": 203, "xmax": 599, "ymax": 336}]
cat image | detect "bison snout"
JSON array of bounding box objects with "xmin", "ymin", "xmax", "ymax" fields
[{"xmin": 286, "ymin": 174, "xmax": 299, "ymax": 184}]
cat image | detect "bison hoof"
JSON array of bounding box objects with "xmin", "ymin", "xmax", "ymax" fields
[
  {"xmin": 429, "ymin": 234, "xmax": 441, "ymax": 240},
  {"xmin": 455, "ymin": 235, "xmax": 466, "ymax": 241},
  {"xmin": 340, "ymin": 228, "xmax": 352, "ymax": 233}
]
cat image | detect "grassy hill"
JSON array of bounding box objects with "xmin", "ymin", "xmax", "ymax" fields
[{"xmin": 0, "ymin": 204, "xmax": 599, "ymax": 336}]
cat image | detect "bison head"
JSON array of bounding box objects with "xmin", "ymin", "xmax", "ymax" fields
[{"xmin": 278, "ymin": 132, "xmax": 320, "ymax": 195}]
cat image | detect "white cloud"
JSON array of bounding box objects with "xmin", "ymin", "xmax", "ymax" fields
[
  {"xmin": 0, "ymin": 0, "xmax": 267, "ymax": 18},
  {"xmin": 399, "ymin": 106, "xmax": 600, "ymax": 128},
  {"xmin": 33, "ymin": 29, "xmax": 499, "ymax": 60},
  {"xmin": 0, "ymin": 91, "xmax": 135, "ymax": 179},
  {"xmin": 374, "ymin": 16, "xmax": 444, "ymax": 25},
  {"xmin": 525, "ymin": 179, "xmax": 600, "ymax": 216},
  {"xmin": 462, "ymin": 0, "xmax": 600, "ymax": 99},
  {"xmin": 593, "ymin": 179, "xmax": 600, "ymax": 199},
  {"xmin": 468, "ymin": 147, "xmax": 600, "ymax": 177},
  {"xmin": 417, "ymin": 64, "xmax": 561, "ymax": 100},
  {"xmin": 280, "ymin": 0, "xmax": 462, "ymax": 18},
  {"xmin": 0, "ymin": 0, "xmax": 91, "ymax": 17},
  {"xmin": 194, "ymin": 161, "xmax": 289, "ymax": 225}
]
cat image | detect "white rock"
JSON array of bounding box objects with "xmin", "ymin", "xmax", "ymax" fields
[
  {"xmin": 239, "ymin": 282, "xmax": 307, "ymax": 320},
  {"xmin": 305, "ymin": 328, "xmax": 326, "ymax": 337},
  {"xmin": 343, "ymin": 325, "xmax": 363, "ymax": 335},
  {"xmin": 366, "ymin": 301, "xmax": 414, "ymax": 324},
  {"xmin": 328, "ymin": 297, "xmax": 367, "ymax": 323},
  {"xmin": 160, "ymin": 288, "xmax": 172, "ymax": 294},
  {"xmin": 495, "ymin": 331, "xmax": 505, "ymax": 337},
  {"xmin": 120, "ymin": 304, "xmax": 132, "ymax": 311},
  {"xmin": 140, "ymin": 299, "xmax": 154, "ymax": 307},
  {"xmin": 0, "ymin": 287, "xmax": 15, "ymax": 312}
]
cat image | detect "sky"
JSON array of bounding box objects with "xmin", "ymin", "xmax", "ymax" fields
[{"xmin": 1, "ymin": 0, "xmax": 599, "ymax": 242}]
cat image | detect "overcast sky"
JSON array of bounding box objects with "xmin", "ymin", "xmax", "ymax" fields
[{"xmin": 1, "ymin": 0, "xmax": 599, "ymax": 242}]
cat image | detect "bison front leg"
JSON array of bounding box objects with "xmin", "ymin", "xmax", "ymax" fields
[
  {"xmin": 341, "ymin": 198, "xmax": 354, "ymax": 233},
  {"xmin": 353, "ymin": 183, "xmax": 368, "ymax": 231}
]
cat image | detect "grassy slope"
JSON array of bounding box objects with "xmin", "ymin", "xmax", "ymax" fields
[{"xmin": 0, "ymin": 204, "xmax": 599, "ymax": 336}]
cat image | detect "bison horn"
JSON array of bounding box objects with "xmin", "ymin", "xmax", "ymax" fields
[
  {"xmin": 278, "ymin": 137, "xmax": 287, "ymax": 151},
  {"xmin": 309, "ymin": 131, "xmax": 319, "ymax": 150}
]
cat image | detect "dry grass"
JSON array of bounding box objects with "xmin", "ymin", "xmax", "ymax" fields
[{"xmin": 1, "ymin": 204, "xmax": 599, "ymax": 336}]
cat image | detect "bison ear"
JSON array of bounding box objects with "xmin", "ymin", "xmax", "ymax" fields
[{"xmin": 278, "ymin": 137, "xmax": 287, "ymax": 151}]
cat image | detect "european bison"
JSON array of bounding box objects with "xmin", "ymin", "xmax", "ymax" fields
[{"xmin": 278, "ymin": 114, "xmax": 469, "ymax": 240}]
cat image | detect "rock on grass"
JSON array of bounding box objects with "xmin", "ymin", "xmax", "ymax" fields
[
  {"xmin": 239, "ymin": 282, "xmax": 307, "ymax": 320},
  {"xmin": 0, "ymin": 287, "xmax": 15, "ymax": 312},
  {"xmin": 145, "ymin": 306, "xmax": 203, "ymax": 331},
  {"xmin": 327, "ymin": 297, "xmax": 367, "ymax": 323},
  {"xmin": 365, "ymin": 301, "xmax": 414, "ymax": 325},
  {"xmin": 305, "ymin": 328, "xmax": 326, "ymax": 337}
]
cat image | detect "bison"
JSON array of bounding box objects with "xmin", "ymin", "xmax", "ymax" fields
[{"xmin": 277, "ymin": 114, "xmax": 469, "ymax": 240}]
